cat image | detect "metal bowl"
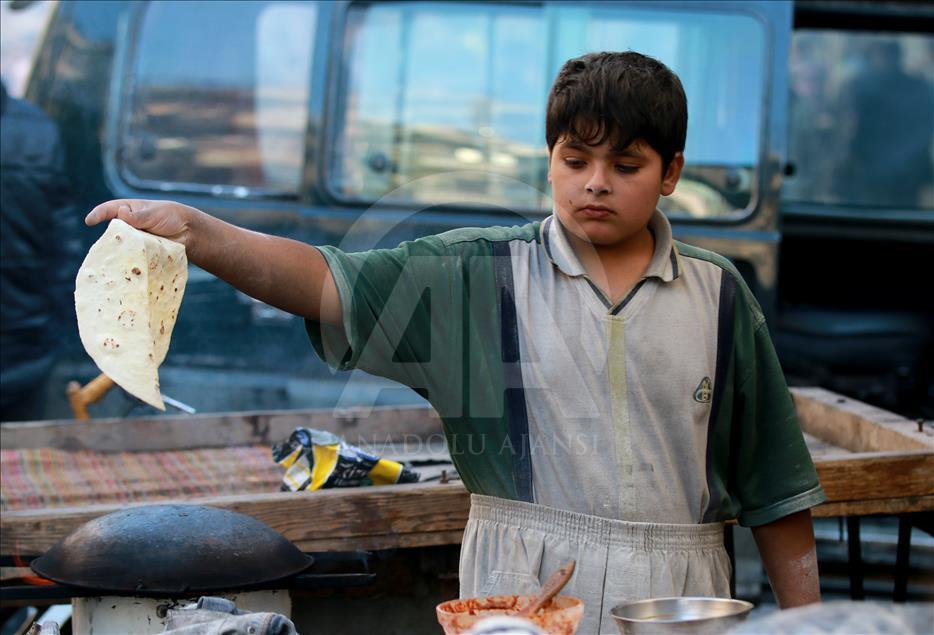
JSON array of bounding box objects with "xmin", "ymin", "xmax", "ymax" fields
[{"xmin": 610, "ymin": 597, "xmax": 754, "ymax": 635}]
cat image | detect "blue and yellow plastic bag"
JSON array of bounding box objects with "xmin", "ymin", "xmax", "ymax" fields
[{"xmin": 272, "ymin": 427, "xmax": 420, "ymax": 491}]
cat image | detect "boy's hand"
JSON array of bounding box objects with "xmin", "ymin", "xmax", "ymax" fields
[{"xmin": 85, "ymin": 199, "xmax": 198, "ymax": 247}]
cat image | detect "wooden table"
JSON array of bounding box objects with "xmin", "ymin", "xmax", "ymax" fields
[{"xmin": 1, "ymin": 387, "xmax": 932, "ymax": 560}]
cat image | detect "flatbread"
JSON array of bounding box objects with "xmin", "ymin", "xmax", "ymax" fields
[{"xmin": 75, "ymin": 219, "xmax": 187, "ymax": 410}]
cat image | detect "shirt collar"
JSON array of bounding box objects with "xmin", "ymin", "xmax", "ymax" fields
[{"xmin": 541, "ymin": 209, "xmax": 682, "ymax": 283}]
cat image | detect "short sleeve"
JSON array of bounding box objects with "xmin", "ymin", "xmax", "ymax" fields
[
  {"xmin": 731, "ymin": 307, "xmax": 827, "ymax": 527},
  {"xmin": 305, "ymin": 237, "xmax": 464, "ymax": 396}
]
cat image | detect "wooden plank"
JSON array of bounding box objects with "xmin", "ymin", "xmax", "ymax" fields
[
  {"xmin": 4, "ymin": 484, "xmax": 932, "ymax": 558},
  {"xmin": 791, "ymin": 387, "xmax": 934, "ymax": 452},
  {"xmin": 0, "ymin": 404, "xmax": 443, "ymax": 453},
  {"xmin": 7, "ymin": 387, "xmax": 926, "ymax": 456},
  {"xmin": 812, "ymin": 495, "xmax": 934, "ymax": 518},
  {"xmin": 0, "ymin": 482, "xmax": 472, "ymax": 557},
  {"xmin": 2, "ymin": 391, "xmax": 931, "ymax": 558},
  {"xmin": 815, "ymin": 451, "xmax": 934, "ymax": 501},
  {"xmin": 803, "ymin": 432, "xmax": 851, "ymax": 457},
  {"xmin": 3, "ymin": 454, "xmax": 933, "ymax": 557},
  {"xmin": 308, "ymin": 530, "xmax": 468, "ymax": 552}
]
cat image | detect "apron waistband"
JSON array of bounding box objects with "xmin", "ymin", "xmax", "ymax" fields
[{"xmin": 469, "ymin": 494, "xmax": 725, "ymax": 551}]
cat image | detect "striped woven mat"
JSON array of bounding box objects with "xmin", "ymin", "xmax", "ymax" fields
[{"xmin": 0, "ymin": 446, "xmax": 282, "ymax": 511}]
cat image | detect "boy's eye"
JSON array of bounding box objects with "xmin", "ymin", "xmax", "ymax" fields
[
  {"xmin": 616, "ymin": 165, "xmax": 639, "ymax": 174},
  {"xmin": 564, "ymin": 158, "xmax": 585, "ymax": 168}
]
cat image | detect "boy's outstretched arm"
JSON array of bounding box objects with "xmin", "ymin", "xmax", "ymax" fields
[
  {"xmin": 751, "ymin": 509, "xmax": 821, "ymax": 608},
  {"xmin": 85, "ymin": 199, "xmax": 342, "ymax": 325}
]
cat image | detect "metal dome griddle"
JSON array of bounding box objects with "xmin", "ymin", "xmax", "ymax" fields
[{"xmin": 31, "ymin": 504, "xmax": 313, "ymax": 595}]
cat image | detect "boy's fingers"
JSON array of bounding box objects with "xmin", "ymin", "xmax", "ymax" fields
[
  {"xmin": 84, "ymin": 200, "xmax": 121, "ymax": 226},
  {"xmin": 85, "ymin": 200, "xmax": 138, "ymax": 226}
]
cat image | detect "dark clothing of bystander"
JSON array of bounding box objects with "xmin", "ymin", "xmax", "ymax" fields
[{"xmin": 1, "ymin": 81, "xmax": 77, "ymax": 421}]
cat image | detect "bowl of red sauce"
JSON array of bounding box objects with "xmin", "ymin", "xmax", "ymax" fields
[{"xmin": 436, "ymin": 594, "xmax": 584, "ymax": 635}]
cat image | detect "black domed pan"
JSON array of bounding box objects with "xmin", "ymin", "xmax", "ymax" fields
[{"xmin": 31, "ymin": 504, "xmax": 313, "ymax": 594}]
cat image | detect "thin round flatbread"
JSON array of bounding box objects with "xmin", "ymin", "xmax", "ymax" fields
[{"xmin": 74, "ymin": 219, "xmax": 187, "ymax": 410}]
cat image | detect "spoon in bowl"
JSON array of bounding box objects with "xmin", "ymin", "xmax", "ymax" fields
[{"xmin": 519, "ymin": 560, "xmax": 576, "ymax": 617}]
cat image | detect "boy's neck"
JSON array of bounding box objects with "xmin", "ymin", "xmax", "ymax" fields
[{"xmin": 565, "ymin": 226, "xmax": 656, "ymax": 303}]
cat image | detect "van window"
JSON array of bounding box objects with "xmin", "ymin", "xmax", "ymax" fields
[
  {"xmin": 783, "ymin": 30, "xmax": 934, "ymax": 210},
  {"xmin": 119, "ymin": 1, "xmax": 317, "ymax": 197},
  {"xmin": 332, "ymin": 2, "xmax": 766, "ymax": 219}
]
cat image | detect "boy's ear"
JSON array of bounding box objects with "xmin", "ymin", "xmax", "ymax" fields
[{"xmin": 660, "ymin": 152, "xmax": 685, "ymax": 196}]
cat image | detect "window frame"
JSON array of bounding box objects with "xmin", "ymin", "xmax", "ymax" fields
[
  {"xmin": 781, "ymin": 14, "xmax": 934, "ymax": 227},
  {"xmin": 320, "ymin": 0, "xmax": 778, "ymax": 226},
  {"xmin": 106, "ymin": 0, "xmax": 321, "ymax": 201}
]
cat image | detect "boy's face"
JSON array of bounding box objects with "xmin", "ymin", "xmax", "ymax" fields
[{"xmin": 548, "ymin": 136, "xmax": 683, "ymax": 248}]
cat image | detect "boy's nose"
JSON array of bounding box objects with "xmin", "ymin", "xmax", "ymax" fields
[{"xmin": 585, "ymin": 165, "xmax": 612, "ymax": 195}]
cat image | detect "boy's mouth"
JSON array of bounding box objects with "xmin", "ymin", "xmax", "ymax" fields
[{"xmin": 578, "ymin": 205, "xmax": 614, "ymax": 218}]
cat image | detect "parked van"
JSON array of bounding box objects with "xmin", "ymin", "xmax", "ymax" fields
[{"xmin": 21, "ymin": 0, "xmax": 933, "ymax": 418}]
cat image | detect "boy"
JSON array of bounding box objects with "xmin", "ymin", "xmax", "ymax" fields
[{"xmin": 86, "ymin": 52, "xmax": 825, "ymax": 634}]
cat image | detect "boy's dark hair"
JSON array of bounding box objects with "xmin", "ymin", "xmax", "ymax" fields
[{"xmin": 546, "ymin": 51, "xmax": 687, "ymax": 171}]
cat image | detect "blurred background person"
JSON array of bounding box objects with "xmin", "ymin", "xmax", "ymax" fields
[
  {"xmin": 833, "ymin": 40, "xmax": 934, "ymax": 208},
  {"xmin": 786, "ymin": 34, "xmax": 836, "ymax": 202},
  {"xmin": 1, "ymin": 79, "xmax": 77, "ymax": 421}
]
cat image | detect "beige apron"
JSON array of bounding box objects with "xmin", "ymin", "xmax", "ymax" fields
[{"xmin": 459, "ymin": 495, "xmax": 732, "ymax": 635}]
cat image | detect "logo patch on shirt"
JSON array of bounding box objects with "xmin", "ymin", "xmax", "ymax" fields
[{"xmin": 693, "ymin": 377, "xmax": 713, "ymax": 403}]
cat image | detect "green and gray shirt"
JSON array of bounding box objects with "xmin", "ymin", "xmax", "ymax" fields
[{"xmin": 308, "ymin": 210, "xmax": 826, "ymax": 526}]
